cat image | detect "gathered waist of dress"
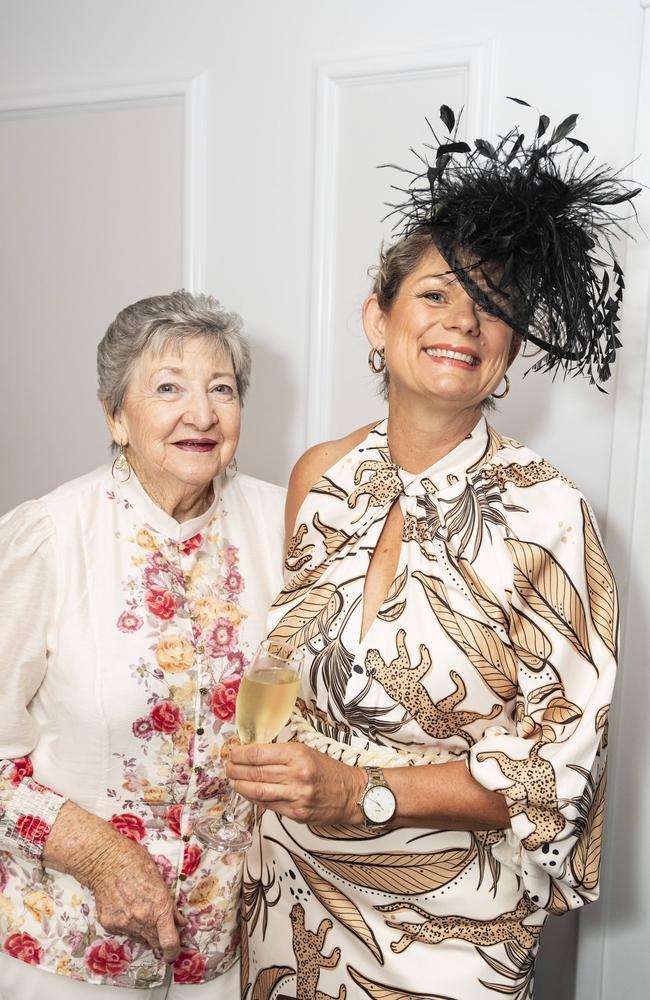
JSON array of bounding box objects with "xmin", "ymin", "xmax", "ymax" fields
[{"xmin": 289, "ymin": 702, "xmax": 466, "ymax": 768}]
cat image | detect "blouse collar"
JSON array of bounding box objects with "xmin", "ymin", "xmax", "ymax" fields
[
  {"xmin": 115, "ymin": 469, "xmax": 221, "ymax": 542},
  {"xmin": 372, "ymin": 416, "xmax": 490, "ymax": 497}
]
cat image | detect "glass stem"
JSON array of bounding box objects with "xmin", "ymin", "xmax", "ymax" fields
[{"xmin": 222, "ymin": 787, "xmax": 240, "ymax": 825}]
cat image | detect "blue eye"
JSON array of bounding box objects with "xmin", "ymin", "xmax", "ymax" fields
[
  {"xmin": 423, "ymin": 291, "xmax": 444, "ymax": 303},
  {"xmin": 157, "ymin": 383, "xmax": 177, "ymax": 394},
  {"xmin": 211, "ymin": 383, "xmax": 235, "ymax": 397}
]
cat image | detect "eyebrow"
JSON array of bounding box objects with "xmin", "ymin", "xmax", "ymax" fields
[
  {"xmin": 151, "ymin": 367, "xmax": 235, "ymax": 379},
  {"xmin": 416, "ymin": 273, "xmax": 460, "ymax": 286}
]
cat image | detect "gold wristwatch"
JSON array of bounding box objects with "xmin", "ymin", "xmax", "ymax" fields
[{"xmin": 357, "ymin": 766, "xmax": 396, "ymax": 830}]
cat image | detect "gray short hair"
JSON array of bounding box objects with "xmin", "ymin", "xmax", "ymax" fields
[{"xmin": 97, "ymin": 289, "xmax": 251, "ymax": 418}]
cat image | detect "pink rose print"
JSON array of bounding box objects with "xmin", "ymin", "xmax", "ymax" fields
[
  {"xmin": 145, "ymin": 587, "xmax": 176, "ymax": 621},
  {"xmin": 174, "ymin": 762, "xmax": 191, "ymax": 785},
  {"xmin": 187, "ymin": 906, "xmax": 223, "ymax": 934},
  {"xmin": 211, "ymin": 674, "xmax": 241, "ymax": 721},
  {"xmin": 197, "ymin": 774, "xmax": 226, "ymax": 800},
  {"xmin": 15, "ymin": 815, "xmax": 50, "ymax": 846},
  {"xmin": 173, "ymin": 949, "xmax": 207, "ymax": 984},
  {"xmin": 151, "ymin": 700, "xmax": 184, "ymax": 734},
  {"xmin": 223, "ymin": 567, "xmax": 243, "ymax": 595},
  {"xmin": 116, "ymin": 610, "xmax": 143, "ymax": 633},
  {"xmin": 180, "ymin": 843, "xmax": 202, "ymax": 878},
  {"xmin": 8, "ymin": 755, "xmax": 33, "ymax": 786},
  {"xmin": 226, "ymin": 650, "xmax": 248, "ymax": 674},
  {"xmin": 132, "ymin": 716, "xmax": 154, "ymax": 739},
  {"xmin": 85, "ymin": 939, "xmax": 132, "ymax": 978},
  {"xmin": 3, "ymin": 931, "xmax": 43, "ymax": 965},
  {"xmin": 165, "ymin": 803, "xmax": 182, "ymax": 837},
  {"xmin": 109, "ymin": 812, "xmax": 147, "ymax": 843},
  {"xmin": 206, "ymin": 618, "xmax": 236, "ymax": 658},
  {"xmin": 178, "ymin": 533, "xmax": 203, "ymax": 556}
]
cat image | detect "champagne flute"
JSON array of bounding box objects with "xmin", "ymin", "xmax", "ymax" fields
[{"xmin": 193, "ymin": 639, "xmax": 303, "ymax": 854}]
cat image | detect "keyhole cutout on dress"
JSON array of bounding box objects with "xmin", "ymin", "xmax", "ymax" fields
[{"xmin": 360, "ymin": 499, "xmax": 404, "ymax": 641}]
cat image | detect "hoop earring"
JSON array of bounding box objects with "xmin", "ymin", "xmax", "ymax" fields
[
  {"xmin": 225, "ymin": 458, "xmax": 238, "ymax": 479},
  {"xmin": 491, "ymin": 374, "xmax": 510, "ymax": 400},
  {"xmin": 111, "ymin": 445, "xmax": 131, "ymax": 483},
  {"xmin": 368, "ymin": 347, "xmax": 386, "ymax": 374}
]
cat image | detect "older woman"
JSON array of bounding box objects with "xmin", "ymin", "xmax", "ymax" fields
[
  {"xmin": 232, "ymin": 103, "xmax": 638, "ymax": 998},
  {"xmin": 0, "ymin": 291, "xmax": 284, "ymax": 997}
]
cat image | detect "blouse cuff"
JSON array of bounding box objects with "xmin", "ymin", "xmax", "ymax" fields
[{"xmin": 0, "ymin": 775, "xmax": 67, "ymax": 862}]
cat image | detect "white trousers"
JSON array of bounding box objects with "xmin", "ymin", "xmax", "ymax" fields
[{"xmin": 0, "ymin": 953, "xmax": 239, "ymax": 999}]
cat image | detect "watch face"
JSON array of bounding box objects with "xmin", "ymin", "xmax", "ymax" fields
[{"xmin": 363, "ymin": 784, "xmax": 396, "ymax": 824}]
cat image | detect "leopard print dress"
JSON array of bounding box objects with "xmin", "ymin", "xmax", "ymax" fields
[{"xmin": 241, "ymin": 417, "xmax": 616, "ymax": 1000}]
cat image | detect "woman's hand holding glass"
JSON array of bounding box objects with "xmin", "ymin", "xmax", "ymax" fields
[{"xmin": 194, "ymin": 640, "xmax": 304, "ymax": 853}]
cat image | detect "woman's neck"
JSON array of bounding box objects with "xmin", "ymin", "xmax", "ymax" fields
[
  {"xmin": 128, "ymin": 459, "xmax": 215, "ymax": 523},
  {"xmin": 386, "ymin": 393, "xmax": 483, "ymax": 474}
]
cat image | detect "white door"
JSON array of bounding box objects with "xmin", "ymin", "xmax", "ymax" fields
[{"xmin": 1, "ymin": 2, "xmax": 648, "ymax": 997}]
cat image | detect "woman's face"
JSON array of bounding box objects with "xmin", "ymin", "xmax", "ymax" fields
[
  {"xmin": 108, "ymin": 335, "xmax": 241, "ymax": 497},
  {"xmin": 364, "ymin": 247, "xmax": 519, "ymax": 411}
]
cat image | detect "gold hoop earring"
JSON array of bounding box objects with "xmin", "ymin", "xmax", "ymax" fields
[
  {"xmin": 111, "ymin": 445, "xmax": 131, "ymax": 483},
  {"xmin": 368, "ymin": 347, "xmax": 386, "ymax": 374},
  {"xmin": 491, "ymin": 374, "xmax": 510, "ymax": 400},
  {"xmin": 225, "ymin": 457, "xmax": 238, "ymax": 479}
]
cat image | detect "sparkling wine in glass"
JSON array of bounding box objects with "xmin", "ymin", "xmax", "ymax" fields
[{"xmin": 193, "ymin": 640, "xmax": 303, "ymax": 853}]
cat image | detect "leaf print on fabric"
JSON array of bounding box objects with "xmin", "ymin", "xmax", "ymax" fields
[
  {"xmin": 568, "ymin": 764, "xmax": 606, "ymax": 892},
  {"xmin": 285, "ymin": 524, "xmax": 314, "ymax": 572},
  {"xmin": 508, "ymin": 606, "xmax": 552, "ymax": 672},
  {"xmin": 274, "ymin": 842, "xmax": 383, "ymax": 964},
  {"xmin": 347, "ymin": 964, "xmax": 459, "ymax": 1000},
  {"xmin": 434, "ymin": 479, "xmax": 520, "ymax": 562},
  {"xmin": 477, "ymin": 940, "xmax": 536, "ymax": 999},
  {"xmin": 308, "ymin": 846, "xmax": 475, "ymax": 896},
  {"xmin": 377, "ymin": 601, "xmax": 406, "ymax": 622},
  {"xmin": 313, "ymin": 512, "xmax": 353, "ymax": 557},
  {"xmin": 542, "ymin": 697, "xmax": 582, "ymax": 727},
  {"xmin": 581, "ymin": 499, "xmax": 619, "ymax": 658},
  {"xmin": 312, "ymin": 474, "xmax": 349, "ymax": 500},
  {"xmin": 306, "ymin": 822, "xmax": 386, "ymax": 841},
  {"xmin": 274, "ymin": 564, "xmax": 327, "ymax": 606},
  {"xmin": 505, "ymin": 539, "xmax": 593, "ymax": 666},
  {"xmin": 456, "ymin": 557, "xmax": 510, "ymax": 631},
  {"xmin": 414, "ymin": 573, "xmax": 517, "ymax": 701},
  {"xmin": 267, "ymin": 584, "xmax": 342, "ymax": 650},
  {"xmin": 545, "ymin": 881, "xmax": 571, "ymax": 916},
  {"xmin": 249, "ymin": 965, "xmax": 294, "ymax": 1000}
]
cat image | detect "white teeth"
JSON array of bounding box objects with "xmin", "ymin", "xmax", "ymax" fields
[{"xmin": 425, "ymin": 348, "xmax": 478, "ymax": 365}]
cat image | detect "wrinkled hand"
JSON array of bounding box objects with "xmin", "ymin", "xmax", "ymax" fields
[
  {"xmin": 43, "ymin": 801, "xmax": 187, "ymax": 962},
  {"xmin": 227, "ymin": 742, "xmax": 366, "ymax": 825}
]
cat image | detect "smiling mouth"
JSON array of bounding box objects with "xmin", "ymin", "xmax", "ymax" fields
[
  {"xmin": 172, "ymin": 439, "xmax": 217, "ymax": 452},
  {"xmin": 425, "ymin": 346, "xmax": 480, "ymax": 367}
]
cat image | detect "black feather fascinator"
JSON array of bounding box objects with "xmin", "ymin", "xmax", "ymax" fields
[{"xmin": 383, "ymin": 97, "xmax": 641, "ymax": 385}]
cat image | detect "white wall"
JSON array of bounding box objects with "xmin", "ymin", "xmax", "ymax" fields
[{"xmin": 1, "ymin": 2, "xmax": 648, "ymax": 997}]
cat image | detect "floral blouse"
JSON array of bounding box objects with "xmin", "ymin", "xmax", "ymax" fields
[{"xmin": 0, "ymin": 464, "xmax": 284, "ymax": 987}]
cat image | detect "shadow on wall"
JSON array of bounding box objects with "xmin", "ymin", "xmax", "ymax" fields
[{"xmin": 237, "ymin": 337, "xmax": 296, "ymax": 488}]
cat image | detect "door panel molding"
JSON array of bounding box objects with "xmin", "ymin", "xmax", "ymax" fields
[{"xmin": 0, "ymin": 74, "xmax": 208, "ymax": 291}]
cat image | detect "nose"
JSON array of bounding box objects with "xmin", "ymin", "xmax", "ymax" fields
[
  {"xmin": 442, "ymin": 295, "xmax": 480, "ymax": 336},
  {"xmin": 182, "ymin": 391, "xmax": 217, "ymax": 431}
]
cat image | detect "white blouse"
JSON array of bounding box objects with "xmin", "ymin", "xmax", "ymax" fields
[{"xmin": 0, "ymin": 464, "xmax": 284, "ymax": 987}]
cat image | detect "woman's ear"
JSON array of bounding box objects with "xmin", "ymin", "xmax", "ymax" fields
[
  {"xmin": 102, "ymin": 401, "xmax": 128, "ymax": 447},
  {"xmin": 507, "ymin": 334, "xmax": 522, "ymax": 368},
  {"xmin": 362, "ymin": 294, "xmax": 387, "ymax": 352}
]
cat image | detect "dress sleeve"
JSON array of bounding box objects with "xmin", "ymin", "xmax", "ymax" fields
[
  {"xmin": 468, "ymin": 489, "xmax": 616, "ymax": 914},
  {"xmin": 0, "ymin": 500, "xmax": 67, "ymax": 861}
]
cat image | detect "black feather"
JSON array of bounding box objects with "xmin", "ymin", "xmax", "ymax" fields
[{"xmin": 440, "ymin": 104, "xmax": 455, "ymax": 132}]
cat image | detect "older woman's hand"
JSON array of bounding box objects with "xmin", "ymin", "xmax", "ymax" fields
[
  {"xmin": 227, "ymin": 742, "xmax": 366, "ymax": 825},
  {"xmin": 43, "ymin": 802, "xmax": 187, "ymax": 961}
]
